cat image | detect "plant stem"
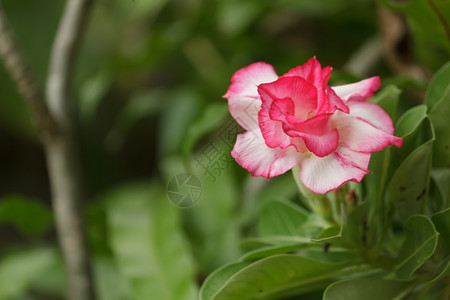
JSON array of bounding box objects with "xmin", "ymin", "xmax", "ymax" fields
[
  {"xmin": 0, "ymin": 1, "xmax": 96, "ymax": 299},
  {"xmin": 46, "ymin": 0, "xmax": 96, "ymax": 299}
]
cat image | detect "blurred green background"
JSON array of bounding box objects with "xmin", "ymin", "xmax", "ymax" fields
[{"xmin": 0, "ymin": 0, "xmax": 448, "ymax": 299}]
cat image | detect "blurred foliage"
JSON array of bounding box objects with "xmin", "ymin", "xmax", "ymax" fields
[{"xmin": 0, "ymin": 0, "xmax": 449, "ymax": 299}]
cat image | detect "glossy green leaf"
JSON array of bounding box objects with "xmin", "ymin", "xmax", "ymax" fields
[
  {"xmin": 324, "ymin": 278, "xmax": 412, "ymax": 300},
  {"xmin": 390, "ymin": 108, "xmax": 434, "ymax": 178},
  {"xmin": 105, "ymin": 182, "xmax": 198, "ymax": 300},
  {"xmin": 0, "ymin": 195, "xmax": 52, "ymax": 236},
  {"xmin": 203, "ymin": 254, "xmax": 356, "ymax": 300},
  {"xmin": 425, "ymin": 61, "xmax": 450, "ymax": 109},
  {"xmin": 388, "ymin": 140, "xmax": 433, "ymax": 221},
  {"xmin": 395, "ymin": 215, "xmax": 439, "ymax": 279},
  {"xmin": 0, "ymin": 248, "xmax": 58, "ymax": 299},
  {"xmin": 395, "ymin": 104, "xmax": 428, "ymax": 138},
  {"xmin": 199, "ymin": 261, "xmax": 252, "ymax": 300}
]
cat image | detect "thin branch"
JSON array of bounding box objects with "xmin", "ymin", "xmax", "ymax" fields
[
  {"xmin": 0, "ymin": 1, "xmax": 96, "ymax": 300},
  {"xmin": 0, "ymin": 3, "xmax": 59, "ymax": 141},
  {"xmin": 47, "ymin": 0, "xmax": 94, "ymax": 128},
  {"xmin": 45, "ymin": 1, "xmax": 96, "ymax": 300}
]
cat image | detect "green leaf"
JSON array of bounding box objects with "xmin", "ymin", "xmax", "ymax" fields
[
  {"xmin": 388, "ymin": 140, "xmax": 434, "ymax": 221},
  {"xmin": 298, "ymin": 248, "xmax": 357, "ymax": 264},
  {"xmin": 240, "ymin": 243, "xmax": 306, "ymax": 261},
  {"xmin": 0, "ymin": 248, "xmax": 58, "ymax": 299},
  {"xmin": 257, "ymin": 199, "xmax": 313, "ymax": 239},
  {"xmin": 425, "ymin": 61, "xmax": 450, "ymax": 109},
  {"xmin": 395, "ymin": 215, "xmax": 439, "ymax": 279},
  {"xmin": 430, "ymin": 168, "xmax": 450, "ymax": 211},
  {"xmin": 105, "ymin": 182, "xmax": 198, "ymax": 300},
  {"xmin": 199, "ymin": 261, "xmax": 252, "ymax": 300},
  {"xmin": 365, "ymin": 87, "xmax": 402, "ymax": 249},
  {"xmin": 323, "ymin": 278, "xmax": 412, "ymax": 300},
  {"xmin": 431, "ymin": 208, "xmax": 450, "ymax": 258},
  {"xmin": 203, "ymin": 254, "xmax": 357, "ymax": 300},
  {"xmin": 311, "ymin": 204, "xmax": 367, "ymax": 254},
  {"xmin": 94, "ymin": 256, "xmax": 134, "ymax": 300},
  {"xmin": 395, "ymin": 104, "xmax": 428, "ymax": 138},
  {"xmin": 369, "ymin": 84, "xmax": 401, "ymax": 119},
  {"xmin": 239, "ymin": 174, "xmax": 300, "ymax": 229},
  {"xmin": 428, "ymin": 85, "xmax": 450, "ymax": 168},
  {"xmin": 0, "ymin": 194, "xmax": 53, "ymax": 236},
  {"xmin": 390, "ymin": 107, "xmax": 434, "ymax": 178}
]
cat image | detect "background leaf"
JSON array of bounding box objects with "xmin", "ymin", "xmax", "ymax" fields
[
  {"xmin": 425, "ymin": 61, "xmax": 450, "ymax": 109},
  {"xmin": 0, "ymin": 194, "xmax": 53, "ymax": 236},
  {"xmin": 323, "ymin": 278, "xmax": 412, "ymax": 300},
  {"xmin": 199, "ymin": 261, "xmax": 252, "ymax": 300},
  {"xmin": 0, "ymin": 248, "xmax": 59, "ymax": 299},
  {"xmin": 105, "ymin": 182, "xmax": 198, "ymax": 300},
  {"xmin": 431, "ymin": 208, "xmax": 450, "ymax": 259},
  {"xmin": 257, "ymin": 198, "xmax": 315, "ymax": 239},
  {"xmin": 395, "ymin": 215, "xmax": 439, "ymax": 279},
  {"xmin": 428, "ymin": 86, "xmax": 450, "ymax": 168}
]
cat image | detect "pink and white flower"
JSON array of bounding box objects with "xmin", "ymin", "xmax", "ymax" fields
[{"xmin": 224, "ymin": 57, "xmax": 403, "ymax": 194}]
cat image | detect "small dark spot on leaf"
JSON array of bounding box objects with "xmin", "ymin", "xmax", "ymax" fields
[
  {"xmin": 323, "ymin": 243, "xmax": 331, "ymax": 253},
  {"xmin": 416, "ymin": 189, "xmax": 426, "ymax": 201},
  {"xmin": 259, "ymin": 289, "xmax": 263, "ymax": 293},
  {"xmin": 400, "ymin": 186, "xmax": 406, "ymax": 192}
]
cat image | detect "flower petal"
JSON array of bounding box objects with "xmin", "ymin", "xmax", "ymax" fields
[
  {"xmin": 333, "ymin": 111, "xmax": 403, "ymax": 152},
  {"xmin": 284, "ymin": 57, "xmax": 329, "ymax": 113},
  {"xmin": 225, "ymin": 62, "xmax": 278, "ymax": 130},
  {"xmin": 258, "ymin": 97, "xmax": 304, "ymax": 149},
  {"xmin": 258, "ymin": 76, "xmax": 317, "ymax": 120},
  {"xmin": 286, "ymin": 114, "xmax": 339, "ymax": 157},
  {"xmin": 232, "ymin": 129, "xmax": 301, "ymax": 178},
  {"xmin": 299, "ymin": 147, "xmax": 371, "ymax": 194},
  {"xmin": 345, "ymin": 100, "xmax": 395, "ymax": 134},
  {"xmin": 326, "ymin": 86, "xmax": 350, "ymax": 113},
  {"xmin": 331, "ymin": 76, "xmax": 381, "ymax": 102},
  {"xmin": 225, "ymin": 62, "xmax": 278, "ymax": 98},
  {"xmin": 259, "ymin": 108, "xmax": 299, "ymax": 149}
]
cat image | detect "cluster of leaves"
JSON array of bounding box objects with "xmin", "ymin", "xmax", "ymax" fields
[{"xmin": 0, "ymin": 0, "xmax": 448, "ymax": 300}]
